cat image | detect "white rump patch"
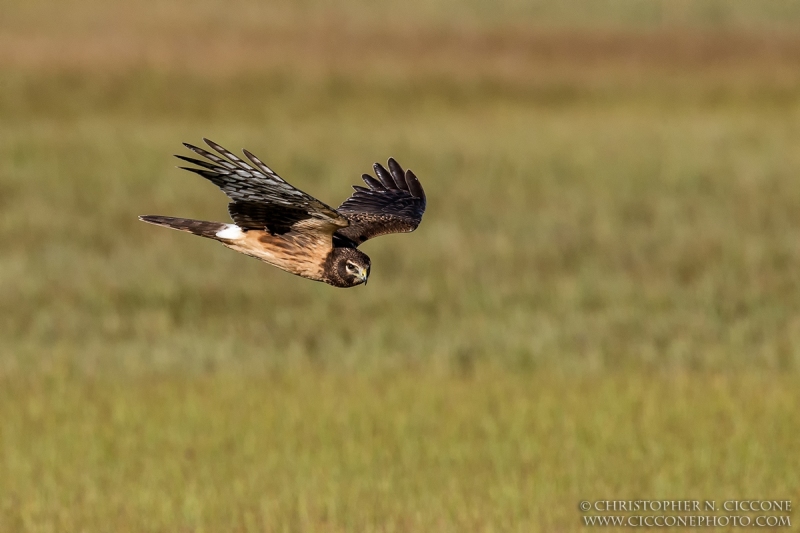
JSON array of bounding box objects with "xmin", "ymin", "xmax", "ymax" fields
[{"xmin": 216, "ymin": 224, "xmax": 244, "ymax": 240}]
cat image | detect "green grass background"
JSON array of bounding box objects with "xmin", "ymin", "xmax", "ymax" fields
[{"xmin": 1, "ymin": 0, "xmax": 800, "ymax": 531}]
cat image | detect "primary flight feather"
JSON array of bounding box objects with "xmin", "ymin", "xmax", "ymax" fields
[{"xmin": 139, "ymin": 139, "xmax": 426, "ymax": 287}]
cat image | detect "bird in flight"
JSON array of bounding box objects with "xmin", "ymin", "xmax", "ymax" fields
[{"xmin": 140, "ymin": 139, "xmax": 426, "ymax": 287}]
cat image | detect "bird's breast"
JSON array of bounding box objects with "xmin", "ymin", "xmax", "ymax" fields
[{"xmin": 223, "ymin": 230, "xmax": 329, "ymax": 281}]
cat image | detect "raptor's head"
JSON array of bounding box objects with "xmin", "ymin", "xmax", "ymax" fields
[{"xmin": 325, "ymin": 247, "xmax": 371, "ymax": 288}]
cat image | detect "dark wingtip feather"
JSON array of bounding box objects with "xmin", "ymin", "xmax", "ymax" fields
[
  {"xmin": 361, "ymin": 174, "xmax": 386, "ymax": 191},
  {"xmin": 242, "ymin": 148, "xmax": 280, "ymax": 178},
  {"xmin": 182, "ymin": 141, "xmax": 239, "ymax": 170},
  {"xmin": 406, "ymin": 170, "xmax": 425, "ymax": 201},
  {"xmin": 178, "ymin": 166, "xmax": 228, "ymax": 179},
  {"xmin": 203, "ymin": 138, "xmax": 233, "ymax": 159},
  {"xmin": 183, "ymin": 142, "xmax": 210, "ymax": 157},
  {"xmin": 202, "ymin": 138, "xmax": 249, "ymax": 166},
  {"xmin": 373, "ymin": 162, "xmax": 397, "ymax": 189},
  {"xmin": 174, "ymin": 154, "xmax": 220, "ymax": 170},
  {"xmin": 387, "ymin": 158, "xmax": 409, "ymax": 191}
]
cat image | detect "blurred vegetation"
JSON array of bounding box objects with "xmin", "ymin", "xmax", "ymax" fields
[{"xmin": 1, "ymin": 0, "xmax": 799, "ymax": 531}]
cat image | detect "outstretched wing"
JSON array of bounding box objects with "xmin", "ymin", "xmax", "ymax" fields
[
  {"xmin": 334, "ymin": 158, "xmax": 426, "ymax": 245},
  {"xmin": 176, "ymin": 139, "xmax": 349, "ymax": 236}
]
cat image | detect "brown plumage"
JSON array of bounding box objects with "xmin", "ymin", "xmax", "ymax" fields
[{"xmin": 139, "ymin": 139, "xmax": 426, "ymax": 288}]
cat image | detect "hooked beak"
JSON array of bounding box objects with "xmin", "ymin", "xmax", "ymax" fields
[{"xmin": 358, "ymin": 266, "xmax": 369, "ymax": 285}]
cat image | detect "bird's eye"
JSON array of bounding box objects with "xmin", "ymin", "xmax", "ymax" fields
[{"xmin": 346, "ymin": 263, "xmax": 357, "ymax": 272}]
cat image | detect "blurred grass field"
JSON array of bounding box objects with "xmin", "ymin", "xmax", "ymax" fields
[{"xmin": 2, "ymin": 1, "xmax": 800, "ymax": 531}]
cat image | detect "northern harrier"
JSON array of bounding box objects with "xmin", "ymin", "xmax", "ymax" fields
[{"xmin": 139, "ymin": 139, "xmax": 426, "ymax": 287}]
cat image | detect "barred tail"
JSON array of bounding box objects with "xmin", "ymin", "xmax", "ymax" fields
[{"xmin": 138, "ymin": 215, "xmax": 230, "ymax": 240}]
